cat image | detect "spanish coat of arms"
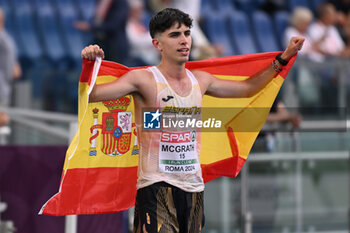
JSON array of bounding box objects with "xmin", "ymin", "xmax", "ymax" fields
[{"xmin": 89, "ymin": 96, "xmax": 137, "ymax": 156}]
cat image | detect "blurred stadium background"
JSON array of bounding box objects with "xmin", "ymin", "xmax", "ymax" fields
[{"xmin": 0, "ymin": 0, "xmax": 349, "ymax": 232}]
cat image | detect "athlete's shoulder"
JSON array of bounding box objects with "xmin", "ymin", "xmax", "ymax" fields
[
  {"xmin": 125, "ymin": 68, "xmax": 155, "ymax": 89},
  {"xmin": 125, "ymin": 67, "xmax": 153, "ymax": 81},
  {"xmin": 188, "ymin": 70, "xmax": 215, "ymax": 95},
  {"xmin": 128, "ymin": 67, "xmax": 150, "ymax": 74},
  {"xmin": 191, "ymin": 69, "xmax": 211, "ymax": 76},
  {"xmin": 190, "ymin": 70, "xmax": 214, "ymax": 83}
]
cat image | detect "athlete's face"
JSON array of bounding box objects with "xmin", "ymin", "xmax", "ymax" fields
[{"xmin": 153, "ymin": 23, "xmax": 192, "ymax": 64}]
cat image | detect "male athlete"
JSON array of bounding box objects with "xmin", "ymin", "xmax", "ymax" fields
[{"xmin": 82, "ymin": 8, "xmax": 304, "ymax": 233}]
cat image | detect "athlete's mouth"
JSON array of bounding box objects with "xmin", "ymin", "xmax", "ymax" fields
[
  {"xmin": 177, "ymin": 48, "xmax": 189, "ymax": 55},
  {"xmin": 177, "ymin": 48, "xmax": 189, "ymax": 51}
]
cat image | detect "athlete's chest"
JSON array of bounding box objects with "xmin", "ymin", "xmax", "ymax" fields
[{"xmin": 165, "ymin": 78, "xmax": 192, "ymax": 97}]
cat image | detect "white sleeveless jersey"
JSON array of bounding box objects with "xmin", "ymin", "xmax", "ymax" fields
[{"xmin": 136, "ymin": 66, "xmax": 204, "ymax": 192}]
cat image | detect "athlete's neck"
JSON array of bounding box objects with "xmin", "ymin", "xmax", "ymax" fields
[{"xmin": 157, "ymin": 60, "xmax": 187, "ymax": 81}]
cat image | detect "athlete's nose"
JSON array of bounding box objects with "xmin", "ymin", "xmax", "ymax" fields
[{"xmin": 179, "ymin": 33, "xmax": 188, "ymax": 44}]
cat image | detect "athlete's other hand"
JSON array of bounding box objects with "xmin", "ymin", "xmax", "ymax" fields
[
  {"xmin": 281, "ymin": 36, "xmax": 305, "ymax": 61},
  {"xmin": 81, "ymin": 44, "xmax": 105, "ymax": 60}
]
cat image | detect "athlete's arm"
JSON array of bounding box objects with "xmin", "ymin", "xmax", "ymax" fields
[
  {"xmin": 89, "ymin": 70, "xmax": 143, "ymax": 102},
  {"xmin": 197, "ymin": 37, "xmax": 305, "ymax": 98},
  {"xmin": 81, "ymin": 45, "xmax": 141, "ymax": 102}
]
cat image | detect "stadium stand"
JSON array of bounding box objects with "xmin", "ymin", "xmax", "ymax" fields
[
  {"xmin": 211, "ymin": 0, "xmax": 236, "ymax": 16},
  {"xmin": 33, "ymin": 0, "xmax": 68, "ymax": 67},
  {"xmin": 200, "ymin": 0, "xmax": 214, "ymax": 14},
  {"xmin": 1, "ymin": 5, "xmax": 24, "ymax": 58},
  {"xmin": 235, "ymin": 0, "xmax": 264, "ymax": 14},
  {"xmin": 0, "ymin": 0, "xmax": 8, "ymax": 12},
  {"xmin": 53, "ymin": 0, "xmax": 87, "ymax": 67},
  {"xmin": 251, "ymin": 10, "xmax": 280, "ymax": 52},
  {"xmin": 273, "ymin": 11, "xmax": 290, "ymax": 50},
  {"xmin": 0, "ymin": 0, "xmax": 344, "ymax": 112},
  {"xmin": 75, "ymin": 0, "xmax": 96, "ymax": 22},
  {"xmin": 13, "ymin": 3, "xmax": 43, "ymax": 65},
  {"xmin": 202, "ymin": 13, "xmax": 236, "ymax": 56},
  {"xmin": 288, "ymin": 0, "xmax": 312, "ymax": 11},
  {"xmin": 228, "ymin": 11, "xmax": 258, "ymax": 54}
]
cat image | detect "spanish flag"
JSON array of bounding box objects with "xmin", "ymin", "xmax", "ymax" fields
[{"xmin": 40, "ymin": 52, "xmax": 296, "ymax": 216}]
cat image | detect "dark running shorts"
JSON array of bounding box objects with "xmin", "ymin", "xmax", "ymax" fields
[{"xmin": 133, "ymin": 182, "xmax": 204, "ymax": 233}]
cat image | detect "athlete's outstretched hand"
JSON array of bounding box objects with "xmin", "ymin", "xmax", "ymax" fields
[
  {"xmin": 281, "ymin": 36, "xmax": 305, "ymax": 61},
  {"xmin": 81, "ymin": 44, "xmax": 105, "ymax": 60}
]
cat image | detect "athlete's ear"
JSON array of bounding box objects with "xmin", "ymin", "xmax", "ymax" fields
[{"xmin": 152, "ymin": 37, "xmax": 162, "ymax": 52}]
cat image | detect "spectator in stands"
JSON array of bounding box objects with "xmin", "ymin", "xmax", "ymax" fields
[
  {"xmin": 306, "ymin": 3, "xmax": 350, "ymax": 107},
  {"xmin": 254, "ymin": 97, "xmax": 302, "ymax": 152},
  {"xmin": 147, "ymin": 0, "xmax": 221, "ymax": 59},
  {"xmin": 328, "ymin": 0, "xmax": 350, "ymax": 43},
  {"xmin": 283, "ymin": 7, "xmax": 313, "ymax": 58},
  {"xmin": 266, "ymin": 101, "xmax": 301, "ymax": 129},
  {"xmin": 308, "ymin": 2, "xmax": 350, "ymax": 62},
  {"xmin": 0, "ymin": 112, "xmax": 9, "ymax": 127},
  {"xmin": 75, "ymin": 0, "xmax": 130, "ymax": 63},
  {"xmin": 327, "ymin": 0, "xmax": 350, "ymax": 54},
  {"xmin": 0, "ymin": 8, "xmax": 22, "ymax": 107},
  {"xmin": 126, "ymin": 0, "xmax": 160, "ymax": 66}
]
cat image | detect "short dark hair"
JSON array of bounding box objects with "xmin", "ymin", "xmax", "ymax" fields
[{"xmin": 149, "ymin": 8, "xmax": 193, "ymax": 38}]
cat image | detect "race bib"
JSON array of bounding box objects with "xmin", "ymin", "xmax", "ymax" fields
[{"xmin": 159, "ymin": 131, "xmax": 200, "ymax": 174}]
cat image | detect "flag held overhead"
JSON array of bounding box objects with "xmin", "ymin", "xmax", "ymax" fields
[{"xmin": 40, "ymin": 52, "xmax": 296, "ymax": 216}]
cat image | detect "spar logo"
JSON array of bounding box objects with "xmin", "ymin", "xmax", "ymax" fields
[
  {"xmin": 160, "ymin": 131, "xmax": 196, "ymax": 156},
  {"xmin": 143, "ymin": 109, "xmax": 161, "ymax": 129},
  {"xmin": 161, "ymin": 131, "xmax": 196, "ymax": 143}
]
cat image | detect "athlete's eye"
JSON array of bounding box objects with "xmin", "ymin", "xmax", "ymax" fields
[{"xmin": 169, "ymin": 32, "xmax": 180, "ymax": 37}]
